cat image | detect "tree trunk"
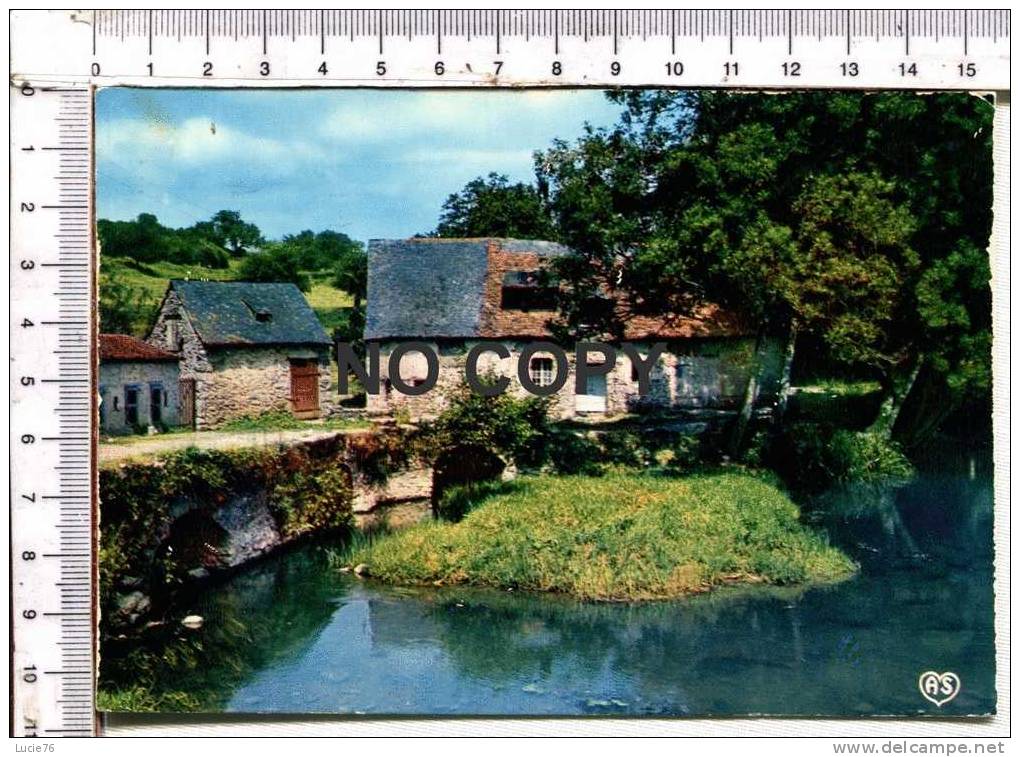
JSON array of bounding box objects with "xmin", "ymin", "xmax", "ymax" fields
[
  {"xmin": 889, "ymin": 361, "xmax": 959, "ymax": 450},
  {"xmin": 728, "ymin": 329, "xmax": 767, "ymax": 458},
  {"xmin": 773, "ymin": 322, "xmax": 799, "ymax": 428},
  {"xmin": 872, "ymin": 355, "xmax": 923, "ymax": 438}
]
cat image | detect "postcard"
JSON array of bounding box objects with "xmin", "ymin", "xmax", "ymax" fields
[{"xmin": 93, "ymin": 86, "xmax": 998, "ymax": 720}]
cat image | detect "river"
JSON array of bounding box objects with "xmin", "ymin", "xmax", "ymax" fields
[{"xmin": 102, "ymin": 445, "xmax": 996, "ymax": 717}]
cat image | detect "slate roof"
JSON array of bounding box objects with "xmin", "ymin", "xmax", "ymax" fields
[
  {"xmin": 168, "ymin": 280, "xmax": 330, "ymax": 347},
  {"xmin": 365, "ymin": 238, "xmax": 570, "ymax": 340},
  {"xmin": 100, "ymin": 333, "xmax": 179, "ymax": 362},
  {"xmin": 365, "ymin": 238, "xmax": 748, "ymax": 342}
]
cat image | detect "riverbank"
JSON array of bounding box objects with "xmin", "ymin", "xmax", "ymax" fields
[{"xmin": 351, "ymin": 470, "xmax": 856, "ymax": 601}]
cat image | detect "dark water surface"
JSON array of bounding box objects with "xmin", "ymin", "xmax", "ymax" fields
[{"xmin": 119, "ymin": 449, "xmax": 996, "ymax": 716}]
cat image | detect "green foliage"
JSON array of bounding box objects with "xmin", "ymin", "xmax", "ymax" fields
[
  {"xmin": 217, "ymin": 410, "xmax": 369, "ymax": 433},
  {"xmin": 435, "ymin": 480, "xmax": 517, "ymax": 523},
  {"xmin": 98, "ymin": 210, "xmax": 258, "ymax": 266},
  {"xmin": 99, "ymin": 265, "xmax": 156, "ymax": 335},
  {"xmin": 543, "ymin": 429, "xmax": 604, "ymax": 475},
  {"xmin": 537, "ymin": 91, "xmax": 993, "ymax": 444},
  {"xmin": 236, "ymin": 243, "xmax": 311, "ymax": 291},
  {"xmin": 597, "ymin": 428, "xmax": 653, "ymax": 468},
  {"xmin": 271, "ymin": 464, "xmax": 354, "ymax": 537},
  {"xmin": 771, "ymin": 424, "xmax": 914, "ymax": 494},
  {"xmin": 425, "ymin": 384, "xmax": 552, "ymax": 467},
  {"xmin": 96, "ymin": 685, "xmax": 201, "ymax": 713},
  {"xmin": 353, "ymin": 472, "xmax": 856, "ymax": 600},
  {"xmin": 665, "ymin": 434, "xmax": 702, "ymax": 471},
  {"xmin": 433, "ymin": 172, "xmax": 557, "ymax": 239},
  {"xmin": 99, "ymin": 444, "xmax": 362, "ymax": 625},
  {"xmin": 205, "ymin": 209, "xmax": 264, "ymax": 255}
]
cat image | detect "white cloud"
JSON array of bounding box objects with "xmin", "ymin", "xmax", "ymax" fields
[{"xmin": 97, "ymin": 117, "xmax": 322, "ymax": 166}]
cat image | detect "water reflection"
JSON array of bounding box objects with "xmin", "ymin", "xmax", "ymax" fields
[{"xmin": 103, "ymin": 450, "xmax": 995, "ymax": 717}]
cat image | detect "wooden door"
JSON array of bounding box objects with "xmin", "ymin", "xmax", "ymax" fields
[
  {"xmin": 179, "ymin": 378, "xmax": 196, "ymax": 428},
  {"xmin": 290, "ymin": 360, "xmax": 320, "ymax": 414}
]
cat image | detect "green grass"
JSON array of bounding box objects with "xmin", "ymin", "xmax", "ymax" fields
[
  {"xmin": 794, "ymin": 379, "xmax": 882, "ymax": 396},
  {"xmin": 352, "ymin": 471, "xmax": 856, "ymax": 601},
  {"xmin": 100, "ymin": 257, "xmax": 353, "ymax": 336},
  {"xmin": 217, "ymin": 410, "xmax": 370, "ymax": 433},
  {"xmin": 305, "ymin": 271, "xmax": 355, "ymax": 332},
  {"xmin": 97, "ymin": 686, "xmax": 201, "ymax": 713}
]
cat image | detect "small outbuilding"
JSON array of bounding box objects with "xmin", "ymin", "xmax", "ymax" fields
[
  {"xmin": 99, "ymin": 333, "xmax": 182, "ymax": 434},
  {"xmin": 146, "ymin": 280, "xmax": 333, "ymax": 429}
]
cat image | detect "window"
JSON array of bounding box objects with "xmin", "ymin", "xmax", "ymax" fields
[
  {"xmin": 529, "ymin": 356, "xmax": 555, "ymax": 387},
  {"xmin": 150, "ymin": 383, "xmax": 163, "ymax": 425},
  {"xmin": 124, "ymin": 386, "xmax": 139, "ymax": 426},
  {"xmin": 500, "ymin": 270, "xmax": 558, "ymax": 311}
]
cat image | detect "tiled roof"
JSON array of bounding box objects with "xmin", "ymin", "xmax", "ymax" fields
[
  {"xmin": 169, "ymin": 280, "xmax": 330, "ymax": 347},
  {"xmin": 100, "ymin": 333, "xmax": 179, "ymax": 362}
]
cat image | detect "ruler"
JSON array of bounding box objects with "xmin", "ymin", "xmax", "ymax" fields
[
  {"xmin": 11, "ymin": 9, "xmax": 1011, "ymax": 89},
  {"xmin": 9, "ymin": 80, "xmax": 95, "ymax": 737},
  {"xmin": 6, "ymin": 8, "xmax": 1010, "ymax": 739}
]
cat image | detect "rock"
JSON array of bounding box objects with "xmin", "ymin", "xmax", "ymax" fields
[
  {"xmin": 117, "ymin": 574, "xmax": 143, "ymax": 590},
  {"xmin": 353, "ymin": 563, "xmax": 370, "ymax": 577},
  {"xmin": 116, "ymin": 590, "xmax": 151, "ymax": 619},
  {"xmin": 181, "ymin": 614, "xmax": 204, "ymax": 629}
]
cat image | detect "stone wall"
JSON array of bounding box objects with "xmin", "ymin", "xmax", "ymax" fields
[
  {"xmin": 102, "ymin": 429, "xmax": 432, "ymax": 629},
  {"xmin": 148, "ymin": 288, "xmax": 333, "ymax": 429},
  {"xmin": 147, "ymin": 288, "xmax": 213, "ymax": 374},
  {"xmin": 197, "ymin": 346, "xmax": 333, "ymax": 429},
  {"xmin": 99, "ymin": 360, "xmax": 181, "ymax": 434},
  {"xmin": 365, "ymin": 336, "xmax": 767, "ymax": 421}
]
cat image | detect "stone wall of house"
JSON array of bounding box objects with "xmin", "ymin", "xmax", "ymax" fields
[
  {"xmin": 364, "ymin": 336, "xmax": 768, "ymax": 421},
  {"xmin": 148, "ymin": 288, "xmax": 333, "ymax": 429},
  {"xmin": 99, "ymin": 361, "xmax": 181, "ymax": 434},
  {"xmin": 195, "ymin": 346, "xmax": 333, "ymax": 429},
  {"xmin": 147, "ymin": 288, "xmax": 213, "ymax": 375}
]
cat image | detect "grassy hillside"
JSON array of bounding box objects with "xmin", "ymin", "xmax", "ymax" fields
[
  {"xmin": 351, "ymin": 471, "xmax": 856, "ymax": 600},
  {"xmin": 100, "ymin": 256, "xmax": 353, "ymax": 337}
]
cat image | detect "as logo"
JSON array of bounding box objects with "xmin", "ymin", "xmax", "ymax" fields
[{"xmin": 918, "ymin": 671, "xmax": 961, "ymax": 707}]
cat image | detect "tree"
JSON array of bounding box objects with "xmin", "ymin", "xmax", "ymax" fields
[
  {"xmin": 536, "ymin": 91, "xmax": 993, "ymax": 449},
  {"xmin": 99, "ymin": 267, "xmax": 155, "ymax": 336},
  {"xmin": 275, "ymin": 229, "xmax": 364, "ymax": 272},
  {"xmin": 237, "ymin": 244, "xmax": 310, "ymax": 291},
  {"xmin": 434, "ymin": 172, "xmax": 556, "ymax": 239},
  {"xmin": 209, "ymin": 210, "xmax": 263, "ymax": 256},
  {"xmin": 332, "ymin": 246, "xmax": 367, "ymax": 309}
]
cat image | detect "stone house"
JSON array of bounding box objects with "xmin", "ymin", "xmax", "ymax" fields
[
  {"xmin": 147, "ymin": 280, "xmax": 332, "ymax": 429},
  {"xmin": 363, "ymin": 238, "xmax": 781, "ymax": 421},
  {"xmin": 99, "ymin": 333, "xmax": 181, "ymax": 434}
]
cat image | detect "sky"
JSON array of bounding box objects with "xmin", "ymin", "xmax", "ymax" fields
[{"xmin": 96, "ymin": 88, "xmax": 623, "ymax": 243}]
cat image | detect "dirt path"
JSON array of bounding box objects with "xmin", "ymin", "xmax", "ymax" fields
[{"xmin": 99, "ymin": 427, "xmax": 365, "ymax": 467}]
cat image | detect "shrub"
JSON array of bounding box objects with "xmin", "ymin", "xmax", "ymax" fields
[
  {"xmin": 425, "ymin": 384, "xmax": 551, "ymax": 468},
  {"xmin": 544, "ymin": 429, "xmax": 603, "ymax": 475},
  {"xmin": 771, "ymin": 423, "xmax": 914, "ymax": 493},
  {"xmin": 665, "ymin": 433, "xmax": 702, "ymax": 470},
  {"xmin": 597, "ymin": 429, "xmax": 652, "ymax": 468}
]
